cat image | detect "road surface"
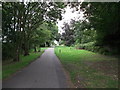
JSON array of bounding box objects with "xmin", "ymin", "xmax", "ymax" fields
[{"xmin": 3, "ymin": 48, "xmax": 68, "ymax": 88}]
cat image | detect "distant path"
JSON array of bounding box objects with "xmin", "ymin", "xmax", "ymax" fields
[{"xmin": 3, "ymin": 48, "xmax": 68, "ymax": 88}]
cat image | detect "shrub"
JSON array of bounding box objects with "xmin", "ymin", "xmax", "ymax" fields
[
  {"xmin": 75, "ymin": 42, "xmax": 95, "ymax": 50},
  {"xmin": 3, "ymin": 43, "xmax": 16, "ymax": 60}
]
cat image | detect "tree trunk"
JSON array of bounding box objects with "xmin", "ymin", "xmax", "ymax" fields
[
  {"xmin": 38, "ymin": 47, "xmax": 41, "ymax": 52},
  {"xmin": 34, "ymin": 46, "xmax": 37, "ymax": 52},
  {"xmin": 13, "ymin": 47, "xmax": 20, "ymax": 62},
  {"xmin": 23, "ymin": 40, "xmax": 29, "ymax": 56},
  {"xmin": 24, "ymin": 47, "xmax": 29, "ymax": 56}
]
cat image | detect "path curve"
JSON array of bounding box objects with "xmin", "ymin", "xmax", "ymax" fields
[{"xmin": 3, "ymin": 48, "xmax": 68, "ymax": 88}]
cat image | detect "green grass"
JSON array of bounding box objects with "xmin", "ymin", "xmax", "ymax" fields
[
  {"xmin": 2, "ymin": 48, "xmax": 47, "ymax": 79},
  {"xmin": 41, "ymin": 47, "xmax": 48, "ymax": 51},
  {"xmin": 55, "ymin": 46, "xmax": 118, "ymax": 88}
]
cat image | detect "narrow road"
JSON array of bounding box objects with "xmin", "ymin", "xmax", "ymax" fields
[{"xmin": 3, "ymin": 48, "xmax": 68, "ymax": 88}]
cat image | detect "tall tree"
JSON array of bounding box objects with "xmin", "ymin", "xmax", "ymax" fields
[
  {"xmin": 62, "ymin": 19, "xmax": 75, "ymax": 46},
  {"xmin": 80, "ymin": 2, "xmax": 120, "ymax": 54},
  {"xmin": 2, "ymin": 2, "xmax": 65, "ymax": 61}
]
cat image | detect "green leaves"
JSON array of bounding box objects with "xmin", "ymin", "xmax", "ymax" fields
[{"xmin": 2, "ymin": 2, "xmax": 64, "ymax": 60}]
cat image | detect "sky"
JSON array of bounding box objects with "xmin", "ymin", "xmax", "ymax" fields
[{"xmin": 57, "ymin": 5, "xmax": 84, "ymax": 34}]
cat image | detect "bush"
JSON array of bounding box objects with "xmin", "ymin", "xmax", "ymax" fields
[
  {"xmin": 75, "ymin": 42, "xmax": 119, "ymax": 55},
  {"xmin": 2, "ymin": 43, "xmax": 16, "ymax": 60},
  {"xmin": 74, "ymin": 43, "xmax": 80, "ymax": 49},
  {"xmin": 75, "ymin": 42, "xmax": 95, "ymax": 51}
]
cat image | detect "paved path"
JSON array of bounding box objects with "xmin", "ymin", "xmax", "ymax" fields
[{"xmin": 3, "ymin": 48, "xmax": 68, "ymax": 88}]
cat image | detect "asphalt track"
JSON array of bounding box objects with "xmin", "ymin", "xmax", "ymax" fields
[{"xmin": 3, "ymin": 48, "xmax": 68, "ymax": 88}]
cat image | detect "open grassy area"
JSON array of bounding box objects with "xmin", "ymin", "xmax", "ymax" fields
[
  {"xmin": 55, "ymin": 46, "xmax": 118, "ymax": 88},
  {"xmin": 2, "ymin": 48, "xmax": 47, "ymax": 79}
]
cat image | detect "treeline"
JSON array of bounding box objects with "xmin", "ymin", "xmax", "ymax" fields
[
  {"xmin": 2, "ymin": 2, "xmax": 64, "ymax": 61},
  {"xmin": 61, "ymin": 2, "xmax": 120, "ymax": 55}
]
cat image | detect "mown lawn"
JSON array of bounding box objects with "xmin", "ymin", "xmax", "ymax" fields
[
  {"xmin": 55, "ymin": 46, "xmax": 118, "ymax": 88},
  {"xmin": 2, "ymin": 48, "xmax": 47, "ymax": 79}
]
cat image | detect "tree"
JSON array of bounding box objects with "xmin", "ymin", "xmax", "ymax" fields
[
  {"xmin": 80, "ymin": 2, "xmax": 120, "ymax": 54},
  {"xmin": 62, "ymin": 19, "xmax": 75, "ymax": 46},
  {"xmin": 68, "ymin": 2, "xmax": 120, "ymax": 54},
  {"xmin": 31, "ymin": 23, "xmax": 52, "ymax": 52},
  {"xmin": 2, "ymin": 2, "xmax": 65, "ymax": 61}
]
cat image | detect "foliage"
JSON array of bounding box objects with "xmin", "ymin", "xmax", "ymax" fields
[
  {"xmin": 75, "ymin": 42, "xmax": 95, "ymax": 51},
  {"xmin": 61, "ymin": 2, "xmax": 120, "ymax": 55},
  {"xmin": 2, "ymin": 2, "xmax": 64, "ymax": 61},
  {"xmin": 31, "ymin": 23, "xmax": 51, "ymax": 52},
  {"xmin": 61, "ymin": 20, "xmax": 75, "ymax": 46},
  {"xmin": 80, "ymin": 2, "xmax": 120, "ymax": 54}
]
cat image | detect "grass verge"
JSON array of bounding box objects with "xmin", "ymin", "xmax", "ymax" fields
[
  {"xmin": 55, "ymin": 46, "xmax": 118, "ymax": 88},
  {"xmin": 2, "ymin": 48, "xmax": 46, "ymax": 79}
]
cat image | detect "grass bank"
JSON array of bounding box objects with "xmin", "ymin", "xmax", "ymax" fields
[
  {"xmin": 55, "ymin": 46, "xmax": 118, "ymax": 88},
  {"xmin": 2, "ymin": 48, "xmax": 47, "ymax": 79}
]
